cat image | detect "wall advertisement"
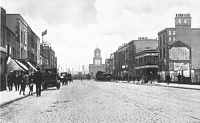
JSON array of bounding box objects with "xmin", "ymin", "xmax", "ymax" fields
[
  {"xmin": 169, "ymin": 47, "xmax": 190, "ymax": 60},
  {"xmin": 174, "ymin": 62, "xmax": 189, "ymax": 71}
]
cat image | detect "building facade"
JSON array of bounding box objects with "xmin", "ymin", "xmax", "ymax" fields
[
  {"xmin": 6, "ymin": 26, "xmax": 19, "ymax": 59},
  {"xmin": 6, "ymin": 14, "xmax": 28, "ymax": 59},
  {"xmin": 89, "ymin": 48, "xmax": 105, "ymax": 78},
  {"xmin": 27, "ymin": 28, "xmax": 40, "ymax": 66},
  {"xmin": 40, "ymin": 43, "xmax": 57, "ymax": 70},
  {"xmin": 158, "ymin": 13, "xmax": 200, "ymax": 83},
  {"xmin": 113, "ymin": 37, "xmax": 158, "ymax": 80},
  {"xmin": 105, "ymin": 58, "xmax": 112, "ymax": 74},
  {"xmin": 0, "ymin": 7, "xmax": 7, "ymax": 90},
  {"xmin": 113, "ymin": 43, "xmax": 129, "ymax": 80},
  {"xmin": 135, "ymin": 48, "xmax": 159, "ymax": 82}
]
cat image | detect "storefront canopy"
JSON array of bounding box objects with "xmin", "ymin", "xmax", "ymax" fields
[
  {"xmin": 14, "ymin": 59, "xmax": 29, "ymax": 71},
  {"xmin": 7, "ymin": 57, "xmax": 24, "ymax": 72},
  {"xmin": 27, "ymin": 62, "xmax": 38, "ymax": 72}
]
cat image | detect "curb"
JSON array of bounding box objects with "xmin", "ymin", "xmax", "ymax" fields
[
  {"xmin": 112, "ymin": 81, "xmax": 200, "ymax": 90},
  {"xmin": 0, "ymin": 92, "xmax": 36, "ymax": 108},
  {"xmin": 154, "ymin": 84, "xmax": 200, "ymax": 90}
]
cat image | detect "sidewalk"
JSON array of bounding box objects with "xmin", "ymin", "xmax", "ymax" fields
[
  {"xmin": 154, "ymin": 82, "xmax": 200, "ymax": 90},
  {"xmin": 115, "ymin": 80, "xmax": 200, "ymax": 90},
  {"xmin": 0, "ymin": 85, "xmax": 36, "ymax": 107}
]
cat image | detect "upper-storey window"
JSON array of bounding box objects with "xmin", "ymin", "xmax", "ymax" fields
[
  {"xmin": 168, "ymin": 30, "xmax": 171, "ymax": 35},
  {"xmin": 173, "ymin": 30, "xmax": 176, "ymax": 35}
]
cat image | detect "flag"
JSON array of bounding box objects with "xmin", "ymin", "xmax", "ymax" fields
[{"xmin": 42, "ymin": 29, "xmax": 47, "ymax": 36}]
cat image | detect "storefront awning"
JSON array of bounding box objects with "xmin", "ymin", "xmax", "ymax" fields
[
  {"xmin": 15, "ymin": 59, "xmax": 29, "ymax": 71},
  {"xmin": 27, "ymin": 62, "xmax": 38, "ymax": 71},
  {"xmin": 7, "ymin": 57, "xmax": 24, "ymax": 72},
  {"xmin": 135, "ymin": 65, "xmax": 158, "ymax": 70}
]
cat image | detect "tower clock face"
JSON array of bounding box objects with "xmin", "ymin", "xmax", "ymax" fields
[
  {"xmin": 95, "ymin": 59, "xmax": 101, "ymax": 65},
  {"xmin": 96, "ymin": 52, "xmax": 100, "ymax": 57}
]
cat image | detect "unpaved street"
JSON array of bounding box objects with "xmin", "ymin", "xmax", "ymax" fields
[{"xmin": 1, "ymin": 80, "xmax": 200, "ymax": 123}]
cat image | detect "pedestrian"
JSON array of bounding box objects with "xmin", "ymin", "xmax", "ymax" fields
[
  {"xmin": 34, "ymin": 67, "xmax": 43, "ymax": 97},
  {"xmin": 177, "ymin": 73, "xmax": 181, "ymax": 83},
  {"xmin": 7, "ymin": 72, "xmax": 15, "ymax": 91},
  {"xmin": 28, "ymin": 73, "xmax": 34, "ymax": 95},
  {"xmin": 19, "ymin": 73, "xmax": 26, "ymax": 95},
  {"xmin": 16, "ymin": 72, "xmax": 21, "ymax": 91},
  {"xmin": 13, "ymin": 71, "xmax": 18, "ymax": 91},
  {"xmin": 166, "ymin": 74, "xmax": 171, "ymax": 85}
]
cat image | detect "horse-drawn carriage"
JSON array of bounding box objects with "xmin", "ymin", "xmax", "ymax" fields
[{"xmin": 60, "ymin": 72, "xmax": 73, "ymax": 85}]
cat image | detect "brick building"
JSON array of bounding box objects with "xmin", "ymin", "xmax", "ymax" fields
[
  {"xmin": 40, "ymin": 43, "xmax": 57, "ymax": 70},
  {"xmin": 135, "ymin": 48, "xmax": 159, "ymax": 82},
  {"xmin": 113, "ymin": 37, "xmax": 158, "ymax": 80},
  {"xmin": 6, "ymin": 14, "xmax": 28, "ymax": 59},
  {"xmin": 27, "ymin": 28, "xmax": 40, "ymax": 66},
  {"xmin": 158, "ymin": 13, "xmax": 200, "ymax": 83},
  {"xmin": 105, "ymin": 53, "xmax": 115, "ymax": 75}
]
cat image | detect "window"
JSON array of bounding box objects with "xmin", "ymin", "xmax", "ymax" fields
[
  {"xmin": 184, "ymin": 19, "xmax": 187, "ymax": 24},
  {"xmin": 168, "ymin": 30, "xmax": 171, "ymax": 35},
  {"xmin": 159, "ymin": 36, "xmax": 162, "ymax": 47},
  {"xmin": 173, "ymin": 37, "xmax": 176, "ymax": 41},
  {"xmin": 173, "ymin": 31, "xmax": 176, "ymax": 35},
  {"xmin": 179, "ymin": 19, "xmax": 181, "ymax": 24},
  {"xmin": 163, "ymin": 35, "xmax": 165, "ymax": 45},
  {"xmin": 163, "ymin": 48, "xmax": 165, "ymax": 58},
  {"xmin": 169, "ymin": 37, "xmax": 172, "ymax": 42}
]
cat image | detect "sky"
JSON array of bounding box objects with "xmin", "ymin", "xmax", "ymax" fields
[{"xmin": 1, "ymin": 0, "xmax": 200, "ymax": 73}]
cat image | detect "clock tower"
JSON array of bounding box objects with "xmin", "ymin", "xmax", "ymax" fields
[{"xmin": 93, "ymin": 48, "xmax": 102, "ymax": 65}]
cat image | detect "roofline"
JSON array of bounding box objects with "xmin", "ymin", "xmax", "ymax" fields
[
  {"xmin": 169, "ymin": 40, "xmax": 191, "ymax": 49},
  {"xmin": 158, "ymin": 27, "xmax": 175, "ymax": 35},
  {"xmin": 136, "ymin": 49, "xmax": 159, "ymax": 56},
  {"xmin": 7, "ymin": 14, "xmax": 40, "ymax": 38}
]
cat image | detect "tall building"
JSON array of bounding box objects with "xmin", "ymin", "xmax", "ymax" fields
[
  {"xmin": 6, "ymin": 14, "xmax": 40, "ymax": 71},
  {"xmin": 6, "ymin": 14, "xmax": 28, "ymax": 59},
  {"xmin": 6, "ymin": 26, "xmax": 19, "ymax": 59},
  {"xmin": 135, "ymin": 47, "xmax": 159, "ymax": 82},
  {"xmin": 113, "ymin": 43, "xmax": 129, "ymax": 80},
  {"xmin": 113, "ymin": 37, "xmax": 158, "ymax": 80},
  {"xmin": 89, "ymin": 48, "xmax": 105, "ymax": 78},
  {"xmin": 40, "ymin": 43, "xmax": 57, "ymax": 70},
  {"xmin": 0, "ymin": 7, "xmax": 7, "ymax": 90},
  {"xmin": 27, "ymin": 28, "xmax": 40, "ymax": 66},
  {"xmin": 158, "ymin": 13, "xmax": 200, "ymax": 83}
]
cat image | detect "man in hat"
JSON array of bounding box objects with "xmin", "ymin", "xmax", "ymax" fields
[{"xmin": 34, "ymin": 67, "xmax": 43, "ymax": 96}]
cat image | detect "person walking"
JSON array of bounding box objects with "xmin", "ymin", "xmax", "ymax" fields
[
  {"xmin": 7, "ymin": 72, "xmax": 13, "ymax": 91},
  {"xmin": 13, "ymin": 71, "xmax": 18, "ymax": 91},
  {"xmin": 16, "ymin": 72, "xmax": 21, "ymax": 91},
  {"xmin": 34, "ymin": 67, "xmax": 43, "ymax": 97},
  {"xmin": 19, "ymin": 73, "xmax": 26, "ymax": 95},
  {"xmin": 28, "ymin": 73, "xmax": 34, "ymax": 95}
]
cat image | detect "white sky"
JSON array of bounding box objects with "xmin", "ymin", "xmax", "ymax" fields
[{"xmin": 1, "ymin": 0, "xmax": 200, "ymax": 72}]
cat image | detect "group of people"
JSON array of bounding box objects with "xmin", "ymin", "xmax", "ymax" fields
[
  {"xmin": 7, "ymin": 67, "xmax": 43, "ymax": 97},
  {"xmin": 59, "ymin": 73, "xmax": 73, "ymax": 86}
]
